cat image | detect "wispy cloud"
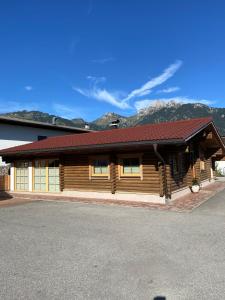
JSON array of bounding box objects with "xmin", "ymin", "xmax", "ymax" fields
[
  {"xmin": 91, "ymin": 57, "xmax": 115, "ymax": 64},
  {"xmin": 74, "ymin": 60, "xmax": 183, "ymax": 110},
  {"xmin": 53, "ymin": 103, "xmax": 85, "ymax": 119},
  {"xmin": 73, "ymin": 87, "xmax": 130, "ymax": 109},
  {"xmin": 134, "ymin": 97, "xmax": 215, "ymax": 111},
  {"xmin": 87, "ymin": 0, "xmax": 93, "ymax": 15},
  {"xmin": 157, "ymin": 86, "xmax": 180, "ymax": 94},
  {"xmin": 86, "ymin": 75, "xmax": 106, "ymax": 84},
  {"xmin": 24, "ymin": 85, "xmax": 33, "ymax": 91},
  {"xmin": 123, "ymin": 60, "xmax": 183, "ymax": 101},
  {"xmin": 68, "ymin": 37, "xmax": 80, "ymax": 55},
  {"xmin": 73, "ymin": 75, "xmax": 130, "ymax": 109}
]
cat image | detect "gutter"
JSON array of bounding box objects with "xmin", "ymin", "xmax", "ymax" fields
[
  {"xmin": 0, "ymin": 116, "xmax": 92, "ymax": 133},
  {"xmin": 153, "ymin": 144, "xmax": 170, "ymax": 201}
]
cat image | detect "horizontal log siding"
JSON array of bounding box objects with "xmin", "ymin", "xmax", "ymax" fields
[
  {"xmin": 63, "ymin": 153, "xmax": 160, "ymax": 194},
  {"xmin": 167, "ymin": 145, "xmax": 213, "ymax": 193},
  {"xmin": 164, "ymin": 148, "xmax": 193, "ymax": 193},
  {"xmin": 196, "ymin": 157, "xmax": 212, "ymax": 182},
  {"xmin": 115, "ymin": 153, "xmax": 160, "ymax": 194},
  {"xmin": 63, "ymin": 155, "xmax": 111, "ymax": 191},
  {"xmin": 167, "ymin": 159, "xmax": 192, "ymax": 192},
  {"xmin": 59, "ymin": 162, "xmax": 64, "ymax": 192}
]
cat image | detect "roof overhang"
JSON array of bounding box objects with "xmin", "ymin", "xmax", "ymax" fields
[
  {"xmin": 1, "ymin": 139, "xmax": 185, "ymax": 158},
  {"xmin": 185, "ymin": 121, "xmax": 225, "ymax": 152},
  {"xmin": 2, "ymin": 118, "xmax": 224, "ymax": 159},
  {"xmin": 0, "ymin": 116, "xmax": 92, "ymax": 133}
]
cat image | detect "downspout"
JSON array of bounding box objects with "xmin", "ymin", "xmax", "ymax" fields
[{"xmin": 153, "ymin": 144, "xmax": 170, "ymax": 202}]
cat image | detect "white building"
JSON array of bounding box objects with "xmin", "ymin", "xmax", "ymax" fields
[
  {"xmin": 215, "ymin": 137, "xmax": 225, "ymax": 176},
  {"xmin": 0, "ymin": 116, "xmax": 90, "ymax": 165}
]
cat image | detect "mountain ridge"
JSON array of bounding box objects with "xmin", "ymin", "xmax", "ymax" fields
[{"xmin": 1, "ymin": 102, "xmax": 225, "ymax": 135}]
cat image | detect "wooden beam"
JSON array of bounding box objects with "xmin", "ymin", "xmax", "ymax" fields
[
  {"xmin": 206, "ymin": 132, "xmax": 213, "ymax": 140},
  {"xmin": 59, "ymin": 156, "xmax": 64, "ymax": 192},
  {"xmin": 158, "ymin": 162, "xmax": 164, "ymax": 197},
  {"xmin": 110, "ymin": 154, "xmax": 116, "ymax": 194}
]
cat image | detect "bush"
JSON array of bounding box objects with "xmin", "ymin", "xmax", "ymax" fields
[{"xmin": 0, "ymin": 165, "xmax": 10, "ymax": 176}]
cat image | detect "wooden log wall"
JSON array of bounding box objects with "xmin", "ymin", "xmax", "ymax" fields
[
  {"xmin": 62, "ymin": 152, "xmax": 160, "ymax": 194},
  {"xmin": 195, "ymin": 157, "xmax": 212, "ymax": 183},
  {"xmin": 166, "ymin": 144, "xmax": 213, "ymax": 193},
  {"xmin": 164, "ymin": 150, "xmax": 192, "ymax": 193},
  {"xmin": 115, "ymin": 153, "xmax": 160, "ymax": 194},
  {"xmin": 63, "ymin": 155, "xmax": 112, "ymax": 192}
]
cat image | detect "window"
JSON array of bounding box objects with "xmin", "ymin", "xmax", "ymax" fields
[
  {"xmin": 119, "ymin": 155, "xmax": 142, "ymax": 177},
  {"xmin": 171, "ymin": 155, "xmax": 179, "ymax": 175},
  {"xmin": 171, "ymin": 153, "xmax": 183, "ymax": 176},
  {"xmin": 37, "ymin": 135, "xmax": 47, "ymax": 141},
  {"xmin": 90, "ymin": 157, "xmax": 109, "ymax": 177}
]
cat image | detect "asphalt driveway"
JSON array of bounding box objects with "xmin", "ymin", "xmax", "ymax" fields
[{"xmin": 0, "ymin": 189, "xmax": 225, "ymax": 300}]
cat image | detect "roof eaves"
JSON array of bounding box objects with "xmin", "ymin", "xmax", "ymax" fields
[
  {"xmin": 185, "ymin": 120, "xmax": 225, "ymax": 152},
  {"xmin": 0, "ymin": 116, "xmax": 92, "ymax": 132},
  {"xmin": 184, "ymin": 120, "xmax": 213, "ymax": 142},
  {"xmin": 1, "ymin": 138, "xmax": 185, "ymax": 157}
]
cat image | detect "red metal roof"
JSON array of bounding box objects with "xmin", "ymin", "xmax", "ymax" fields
[{"xmin": 0, "ymin": 117, "xmax": 213, "ymax": 155}]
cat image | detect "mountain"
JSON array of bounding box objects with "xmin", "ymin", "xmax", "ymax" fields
[
  {"xmin": 89, "ymin": 112, "xmax": 131, "ymax": 130},
  {"xmin": 137, "ymin": 102, "xmax": 225, "ymax": 134},
  {"xmin": 71, "ymin": 118, "xmax": 86, "ymax": 128},
  {"xmin": 1, "ymin": 102, "xmax": 225, "ymax": 135},
  {"xmin": 1, "ymin": 110, "xmax": 79, "ymax": 127}
]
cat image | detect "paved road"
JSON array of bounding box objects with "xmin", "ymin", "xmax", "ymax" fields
[{"xmin": 0, "ymin": 190, "xmax": 225, "ymax": 300}]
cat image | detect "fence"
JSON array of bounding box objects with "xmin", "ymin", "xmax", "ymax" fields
[
  {"xmin": 0, "ymin": 175, "xmax": 9, "ymax": 191},
  {"xmin": 0, "ymin": 166, "xmax": 10, "ymax": 191}
]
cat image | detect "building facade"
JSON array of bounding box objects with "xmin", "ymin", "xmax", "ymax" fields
[
  {"xmin": 0, "ymin": 116, "xmax": 90, "ymax": 165},
  {"xmin": 1, "ymin": 117, "xmax": 224, "ymax": 204}
]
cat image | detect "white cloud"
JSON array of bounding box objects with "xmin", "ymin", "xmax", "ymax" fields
[
  {"xmin": 73, "ymin": 87, "xmax": 130, "ymax": 109},
  {"xmin": 74, "ymin": 60, "xmax": 183, "ymax": 110},
  {"xmin": 134, "ymin": 97, "xmax": 215, "ymax": 111},
  {"xmin": 24, "ymin": 86, "xmax": 33, "ymax": 91},
  {"xmin": 73, "ymin": 74, "xmax": 130, "ymax": 109},
  {"xmin": 157, "ymin": 86, "xmax": 180, "ymax": 94},
  {"xmin": 87, "ymin": 0, "xmax": 93, "ymax": 15},
  {"xmin": 53, "ymin": 103, "xmax": 85, "ymax": 119},
  {"xmin": 68, "ymin": 37, "xmax": 80, "ymax": 55},
  {"xmin": 86, "ymin": 75, "xmax": 106, "ymax": 84},
  {"xmin": 134, "ymin": 99, "xmax": 155, "ymax": 111},
  {"xmin": 123, "ymin": 60, "xmax": 183, "ymax": 101},
  {"xmin": 91, "ymin": 57, "xmax": 115, "ymax": 64}
]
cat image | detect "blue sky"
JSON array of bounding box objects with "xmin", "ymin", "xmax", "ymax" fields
[{"xmin": 0, "ymin": 0, "xmax": 225, "ymax": 121}]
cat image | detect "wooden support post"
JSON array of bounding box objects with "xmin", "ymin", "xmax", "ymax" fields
[
  {"xmin": 110, "ymin": 154, "xmax": 116, "ymax": 194},
  {"xmin": 59, "ymin": 156, "xmax": 64, "ymax": 192},
  {"xmin": 158, "ymin": 162, "xmax": 164, "ymax": 197}
]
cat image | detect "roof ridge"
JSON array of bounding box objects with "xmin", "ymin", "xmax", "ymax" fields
[{"xmin": 0, "ymin": 117, "xmax": 215, "ymax": 156}]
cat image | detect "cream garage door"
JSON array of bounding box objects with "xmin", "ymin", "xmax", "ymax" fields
[
  {"xmin": 15, "ymin": 161, "xmax": 29, "ymax": 191},
  {"xmin": 34, "ymin": 160, "xmax": 47, "ymax": 192},
  {"xmin": 48, "ymin": 160, "xmax": 60, "ymax": 192},
  {"xmin": 33, "ymin": 159, "xmax": 60, "ymax": 192}
]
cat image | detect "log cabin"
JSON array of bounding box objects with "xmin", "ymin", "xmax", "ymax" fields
[{"xmin": 1, "ymin": 117, "xmax": 224, "ymax": 204}]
